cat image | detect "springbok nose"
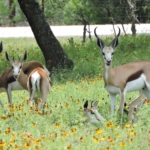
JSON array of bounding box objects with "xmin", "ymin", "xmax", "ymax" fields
[
  {"xmin": 14, "ymin": 75, "xmax": 18, "ymax": 79},
  {"xmin": 107, "ymin": 61, "xmax": 111, "ymax": 65}
]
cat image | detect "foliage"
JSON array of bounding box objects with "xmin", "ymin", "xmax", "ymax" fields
[{"xmin": 0, "ymin": 0, "xmax": 150, "ymax": 26}]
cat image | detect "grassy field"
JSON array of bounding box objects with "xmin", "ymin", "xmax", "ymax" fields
[{"xmin": 0, "ymin": 35, "xmax": 150, "ymax": 149}]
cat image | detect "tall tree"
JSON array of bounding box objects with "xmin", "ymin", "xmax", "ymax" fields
[
  {"xmin": 9, "ymin": 0, "xmax": 16, "ymax": 26},
  {"xmin": 17, "ymin": 0, "xmax": 73, "ymax": 72},
  {"xmin": 126, "ymin": 0, "xmax": 140, "ymax": 35}
]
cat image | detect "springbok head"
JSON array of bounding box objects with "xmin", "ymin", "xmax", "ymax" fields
[
  {"xmin": 83, "ymin": 100, "xmax": 105, "ymax": 124},
  {"xmin": 94, "ymin": 27, "xmax": 120, "ymax": 66},
  {"xmin": 0, "ymin": 42, "xmax": 3, "ymax": 53},
  {"xmin": 5, "ymin": 51, "xmax": 28, "ymax": 79}
]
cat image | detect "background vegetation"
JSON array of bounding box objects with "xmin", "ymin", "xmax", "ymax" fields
[
  {"xmin": 0, "ymin": 0, "xmax": 150, "ymax": 26},
  {"xmin": 0, "ymin": 35, "xmax": 150, "ymax": 149}
]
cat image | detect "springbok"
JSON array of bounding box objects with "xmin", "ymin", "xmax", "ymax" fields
[
  {"xmin": 124, "ymin": 92, "xmax": 146, "ymax": 123},
  {"xmin": 0, "ymin": 48, "xmax": 49, "ymax": 111},
  {"xmin": 6, "ymin": 51, "xmax": 51, "ymax": 112},
  {"xmin": 94, "ymin": 27, "xmax": 150, "ymax": 122},
  {"xmin": 83, "ymin": 100, "xmax": 105, "ymax": 124}
]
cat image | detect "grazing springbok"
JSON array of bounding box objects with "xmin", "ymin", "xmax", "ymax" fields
[
  {"xmin": 6, "ymin": 51, "xmax": 51, "ymax": 112},
  {"xmin": 83, "ymin": 100, "xmax": 105, "ymax": 124},
  {"xmin": 124, "ymin": 92, "xmax": 146, "ymax": 123},
  {"xmin": 94, "ymin": 27, "xmax": 150, "ymax": 122}
]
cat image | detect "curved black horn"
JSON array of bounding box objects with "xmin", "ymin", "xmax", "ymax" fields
[
  {"xmin": 94, "ymin": 27, "xmax": 105, "ymax": 50},
  {"xmin": 117, "ymin": 27, "xmax": 121, "ymax": 37},
  {"xmin": 109, "ymin": 27, "xmax": 121, "ymax": 49},
  {"xmin": 94, "ymin": 27, "xmax": 99, "ymax": 38}
]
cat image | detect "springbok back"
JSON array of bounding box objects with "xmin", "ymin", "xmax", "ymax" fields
[{"xmin": 27, "ymin": 67, "xmax": 51, "ymax": 110}]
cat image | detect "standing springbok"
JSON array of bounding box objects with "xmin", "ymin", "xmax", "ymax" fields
[
  {"xmin": 0, "ymin": 54, "xmax": 49, "ymax": 110},
  {"xmin": 0, "ymin": 42, "xmax": 50, "ymax": 112},
  {"xmin": 83, "ymin": 100, "xmax": 105, "ymax": 124},
  {"xmin": 94, "ymin": 27, "xmax": 150, "ymax": 122},
  {"xmin": 6, "ymin": 51, "xmax": 51, "ymax": 112}
]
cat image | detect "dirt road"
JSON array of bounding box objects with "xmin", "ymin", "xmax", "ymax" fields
[{"xmin": 0, "ymin": 24, "xmax": 150, "ymax": 38}]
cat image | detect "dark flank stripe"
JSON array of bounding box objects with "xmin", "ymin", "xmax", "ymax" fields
[{"xmin": 127, "ymin": 70, "xmax": 143, "ymax": 82}]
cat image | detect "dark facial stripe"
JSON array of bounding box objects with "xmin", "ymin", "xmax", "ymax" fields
[{"xmin": 127, "ymin": 70, "xmax": 143, "ymax": 82}]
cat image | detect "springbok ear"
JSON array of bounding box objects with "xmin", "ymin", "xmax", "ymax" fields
[
  {"xmin": 94, "ymin": 27, "xmax": 105, "ymax": 50},
  {"xmin": 22, "ymin": 51, "xmax": 28, "ymax": 61},
  {"xmin": 0, "ymin": 42, "xmax": 3, "ymax": 53},
  {"xmin": 110, "ymin": 27, "xmax": 120, "ymax": 49},
  {"xmin": 5, "ymin": 51, "xmax": 13, "ymax": 64},
  {"xmin": 84, "ymin": 100, "xmax": 88, "ymax": 109},
  {"xmin": 110, "ymin": 27, "xmax": 120, "ymax": 50},
  {"xmin": 5, "ymin": 51, "xmax": 10, "ymax": 62},
  {"xmin": 93, "ymin": 101, "xmax": 99, "ymax": 108}
]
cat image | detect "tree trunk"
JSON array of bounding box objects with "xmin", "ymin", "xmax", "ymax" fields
[
  {"xmin": 121, "ymin": 23, "xmax": 127, "ymax": 35},
  {"xmin": 9, "ymin": 0, "xmax": 16, "ymax": 26},
  {"xmin": 131, "ymin": 20, "xmax": 136, "ymax": 35},
  {"xmin": 41, "ymin": 0, "xmax": 44, "ymax": 12},
  {"xmin": 126, "ymin": 0, "xmax": 140, "ymax": 35},
  {"xmin": 18, "ymin": 0, "xmax": 73, "ymax": 72}
]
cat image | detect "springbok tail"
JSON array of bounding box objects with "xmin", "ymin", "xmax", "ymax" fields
[{"xmin": 43, "ymin": 65, "xmax": 50, "ymax": 76}]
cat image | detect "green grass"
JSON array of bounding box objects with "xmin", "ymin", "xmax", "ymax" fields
[{"xmin": 0, "ymin": 35, "xmax": 150, "ymax": 149}]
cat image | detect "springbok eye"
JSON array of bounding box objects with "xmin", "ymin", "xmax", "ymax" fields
[
  {"xmin": 19, "ymin": 66, "xmax": 22, "ymax": 69},
  {"xmin": 12, "ymin": 66, "xmax": 14, "ymax": 69},
  {"xmin": 112, "ymin": 52, "xmax": 114, "ymax": 55},
  {"xmin": 102, "ymin": 52, "xmax": 105, "ymax": 55}
]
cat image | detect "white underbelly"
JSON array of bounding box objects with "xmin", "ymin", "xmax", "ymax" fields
[
  {"xmin": 125, "ymin": 75, "xmax": 145, "ymax": 92},
  {"xmin": 0, "ymin": 81, "xmax": 25, "ymax": 94},
  {"xmin": 106, "ymin": 86, "xmax": 121, "ymax": 94},
  {"xmin": 106, "ymin": 75, "xmax": 146, "ymax": 94},
  {"xmin": 8, "ymin": 81, "xmax": 25, "ymax": 91}
]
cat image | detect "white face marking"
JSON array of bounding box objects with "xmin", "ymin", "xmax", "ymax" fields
[
  {"xmin": 11, "ymin": 61, "xmax": 23, "ymax": 79},
  {"xmin": 102, "ymin": 47, "xmax": 114, "ymax": 66}
]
